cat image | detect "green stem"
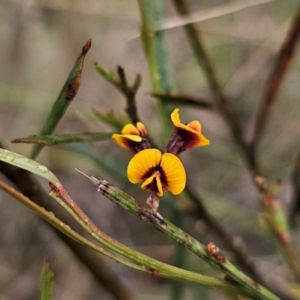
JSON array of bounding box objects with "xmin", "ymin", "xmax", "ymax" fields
[
  {"xmin": 92, "ymin": 179, "xmax": 280, "ymax": 300},
  {"xmin": 49, "ymin": 182, "xmax": 229, "ymax": 290}
]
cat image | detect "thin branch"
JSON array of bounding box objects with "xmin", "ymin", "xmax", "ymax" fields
[
  {"xmin": 251, "ymin": 7, "xmax": 300, "ymax": 152},
  {"xmin": 117, "ymin": 66, "xmax": 141, "ymax": 124},
  {"xmin": 151, "ymin": 92, "xmax": 215, "ymax": 110},
  {"xmin": 95, "ymin": 64, "xmax": 141, "ymax": 124},
  {"xmin": 289, "ymin": 151, "xmax": 300, "ymax": 227}
]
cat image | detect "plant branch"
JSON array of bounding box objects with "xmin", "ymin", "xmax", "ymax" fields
[
  {"xmin": 251, "ymin": 7, "xmax": 300, "ymax": 152},
  {"xmin": 11, "ymin": 132, "xmax": 113, "ymax": 145},
  {"xmin": 0, "ymin": 148, "xmax": 241, "ymax": 291},
  {"xmin": 151, "ymin": 92, "xmax": 215, "ymax": 110},
  {"xmin": 95, "ymin": 64, "xmax": 141, "ymax": 124},
  {"xmin": 289, "ymin": 151, "xmax": 300, "ymax": 227},
  {"xmin": 88, "ymin": 177, "xmax": 280, "ymax": 300}
]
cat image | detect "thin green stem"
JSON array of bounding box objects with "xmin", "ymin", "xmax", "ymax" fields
[
  {"xmin": 90, "ymin": 178, "xmax": 280, "ymax": 300},
  {"xmin": 48, "ymin": 182, "xmax": 229, "ymax": 290}
]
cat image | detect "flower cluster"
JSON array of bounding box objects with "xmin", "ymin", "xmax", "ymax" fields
[{"xmin": 112, "ymin": 108, "xmax": 209, "ymax": 212}]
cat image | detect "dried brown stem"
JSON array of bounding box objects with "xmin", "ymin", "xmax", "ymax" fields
[
  {"xmin": 289, "ymin": 151, "xmax": 300, "ymax": 227},
  {"xmin": 117, "ymin": 66, "xmax": 141, "ymax": 124},
  {"xmin": 251, "ymin": 7, "xmax": 300, "ymax": 152}
]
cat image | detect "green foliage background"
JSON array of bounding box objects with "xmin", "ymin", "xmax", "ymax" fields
[{"xmin": 1, "ymin": 0, "xmax": 300, "ymax": 299}]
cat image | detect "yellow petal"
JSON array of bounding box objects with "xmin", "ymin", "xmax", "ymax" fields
[
  {"xmin": 187, "ymin": 120, "xmax": 201, "ymax": 133},
  {"xmin": 141, "ymin": 174, "xmax": 155, "ymax": 189},
  {"xmin": 136, "ymin": 122, "xmax": 147, "ymax": 135},
  {"xmin": 155, "ymin": 176, "xmax": 163, "ymax": 196},
  {"xmin": 127, "ymin": 149, "xmax": 162, "ymax": 183},
  {"xmin": 121, "ymin": 134, "xmax": 142, "ymax": 142},
  {"xmin": 171, "ymin": 108, "xmax": 180, "ymax": 126},
  {"xmin": 160, "ymin": 153, "xmax": 186, "ymax": 195},
  {"xmin": 111, "ymin": 134, "xmax": 139, "ymax": 152},
  {"xmin": 121, "ymin": 124, "xmax": 140, "ymax": 135}
]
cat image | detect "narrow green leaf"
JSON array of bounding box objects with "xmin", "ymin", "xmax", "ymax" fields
[
  {"xmin": 0, "ymin": 148, "xmax": 59, "ymax": 184},
  {"xmin": 94, "ymin": 63, "xmax": 119, "ymax": 86},
  {"xmin": 40, "ymin": 260, "xmax": 54, "ymax": 300},
  {"xmin": 92, "ymin": 108, "xmax": 128, "ymax": 130},
  {"xmin": 133, "ymin": 73, "xmax": 142, "ymax": 91},
  {"xmin": 12, "ymin": 132, "xmax": 113, "ymax": 145},
  {"xmin": 31, "ymin": 39, "xmax": 92, "ymax": 159}
]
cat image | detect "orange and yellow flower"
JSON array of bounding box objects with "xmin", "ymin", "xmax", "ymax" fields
[
  {"xmin": 112, "ymin": 122, "xmax": 150, "ymax": 153},
  {"xmin": 167, "ymin": 108, "xmax": 210, "ymax": 154},
  {"xmin": 127, "ymin": 149, "xmax": 186, "ymax": 197}
]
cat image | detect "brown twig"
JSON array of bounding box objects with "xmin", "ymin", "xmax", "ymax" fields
[
  {"xmin": 289, "ymin": 151, "xmax": 300, "ymax": 227},
  {"xmin": 256, "ymin": 177, "xmax": 300, "ymax": 283},
  {"xmin": 0, "ymin": 161, "xmax": 134, "ymax": 300},
  {"xmin": 251, "ymin": 7, "xmax": 300, "ymax": 153},
  {"xmin": 117, "ymin": 66, "xmax": 141, "ymax": 124}
]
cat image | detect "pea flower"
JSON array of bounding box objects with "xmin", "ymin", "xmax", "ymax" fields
[
  {"xmin": 112, "ymin": 122, "xmax": 150, "ymax": 153},
  {"xmin": 127, "ymin": 148, "xmax": 186, "ymax": 197},
  {"xmin": 166, "ymin": 108, "xmax": 210, "ymax": 155}
]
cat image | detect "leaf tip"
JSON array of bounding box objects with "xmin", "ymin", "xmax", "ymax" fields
[{"xmin": 81, "ymin": 39, "xmax": 92, "ymax": 55}]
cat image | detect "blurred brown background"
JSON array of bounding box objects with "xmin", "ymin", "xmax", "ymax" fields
[{"xmin": 1, "ymin": 0, "xmax": 300, "ymax": 299}]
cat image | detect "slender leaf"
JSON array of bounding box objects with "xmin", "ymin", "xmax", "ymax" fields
[
  {"xmin": 0, "ymin": 148, "xmax": 59, "ymax": 184},
  {"xmin": 92, "ymin": 108, "xmax": 128, "ymax": 130},
  {"xmin": 95, "ymin": 64, "xmax": 141, "ymax": 124},
  {"xmin": 94, "ymin": 63, "xmax": 118, "ymax": 86},
  {"xmin": 40, "ymin": 260, "xmax": 54, "ymax": 300},
  {"xmin": 12, "ymin": 132, "xmax": 113, "ymax": 145},
  {"xmin": 31, "ymin": 39, "xmax": 92, "ymax": 159}
]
